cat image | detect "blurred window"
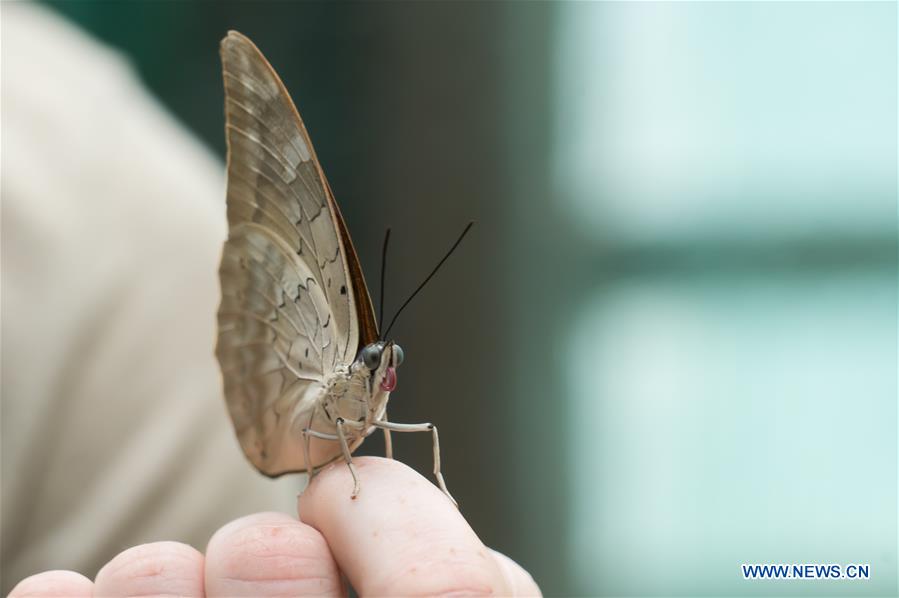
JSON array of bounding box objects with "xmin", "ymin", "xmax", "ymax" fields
[{"xmin": 554, "ymin": 3, "xmax": 896, "ymax": 595}]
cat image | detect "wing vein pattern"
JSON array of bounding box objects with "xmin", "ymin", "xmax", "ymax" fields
[{"xmin": 216, "ymin": 32, "xmax": 359, "ymax": 475}]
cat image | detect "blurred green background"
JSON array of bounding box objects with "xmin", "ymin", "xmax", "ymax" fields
[{"xmin": 41, "ymin": 1, "xmax": 897, "ymax": 596}]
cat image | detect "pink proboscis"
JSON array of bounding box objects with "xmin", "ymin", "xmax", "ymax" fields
[{"xmin": 381, "ymin": 367, "xmax": 397, "ymax": 391}]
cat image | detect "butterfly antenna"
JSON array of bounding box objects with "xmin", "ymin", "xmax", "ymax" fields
[
  {"xmin": 383, "ymin": 221, "xmax": 474, "ymax": 339},
  {"xmin": 378, "ymin": 228, "xmax": 391, "ymax": 337}
]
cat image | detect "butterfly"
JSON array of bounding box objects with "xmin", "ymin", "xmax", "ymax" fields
[{"xmin": 215, "ymin": 31, "xmax": 463, "ymax": 504}]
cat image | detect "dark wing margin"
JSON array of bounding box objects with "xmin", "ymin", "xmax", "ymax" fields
[{"xmin": 326, "ymin": 179, "xmax": 379, "ymax": 347}]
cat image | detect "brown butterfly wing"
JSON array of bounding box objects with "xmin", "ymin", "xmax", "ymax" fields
[{"xmin": 216, "ymin": 31, "xmax": 376, "ymax": 476}]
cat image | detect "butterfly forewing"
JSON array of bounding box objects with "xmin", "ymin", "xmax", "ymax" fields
[{"xmin": 216, "ymin": 31, "xmax": 370, "ymax": 476}]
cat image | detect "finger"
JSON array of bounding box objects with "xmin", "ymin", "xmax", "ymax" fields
[
  {"xmin": 298, "ymin": 456, "xmax": 509, "ymax": 596},
  {"xmin": 205, "ymin": 511, "xmax": 345, "ymax": 597},
  {"xmin": 93, "ymin": 541, "xmax": 204, "ymax": 597},
  {"xmin": 8, "ymin": 570, "xmax": 92, "ymax": 597},
  {"xmin": 490, "ymin": 549, "xmax": 543, "ymax": 597}
]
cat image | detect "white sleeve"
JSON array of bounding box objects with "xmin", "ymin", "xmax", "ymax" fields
[{"xmin": 1, "ymin": 5, "xmax": 300, "ymax": 591}]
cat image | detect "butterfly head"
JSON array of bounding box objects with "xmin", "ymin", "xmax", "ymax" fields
[{"xmin": 359, "ymin": 340, "xmax": 404, "ymax": 392}]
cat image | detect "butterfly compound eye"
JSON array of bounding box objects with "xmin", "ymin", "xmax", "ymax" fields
[
  {"xmin": 361, "ymin": 344, "xmax": 382, "ymax": 370},
  {"xmin": 393, "ymin": 344, "xmax": 405, "ymax": 367}
]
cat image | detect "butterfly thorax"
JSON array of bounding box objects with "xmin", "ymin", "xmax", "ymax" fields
[{"xmin": 315, "ymin": 360, "xmax": 391, "ymax": 438}]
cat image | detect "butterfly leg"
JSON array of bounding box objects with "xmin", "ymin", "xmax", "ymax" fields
[
  {"xmin": 301, "ymin": 428, "xmax": 317, "ymax": 481},
  {"xmin": 303, "ymin": 428, "xmax": 359, "ymax": 498},
  {"xmin": 372, "ymin": 420, "xmax": 457, "ymax": 507},
  {"xmin": 304, "ymin": 424, "xmax": 360, "ymax": 498},
  {"xmin": 382, "ymin": 408, "xmax": 394, "ymax": 459},
  {"xmin": 335, "ymin": 418, "xmax": 361, "ymax": 499}
]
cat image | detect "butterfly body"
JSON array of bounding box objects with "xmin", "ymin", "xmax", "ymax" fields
[
  {"xmin": 216, "ymin": 31, "xmax": 454, "ymax": 503},
  {"xmin": 317, "ymin": 347, "xmax": 396, "ymax": 436}
]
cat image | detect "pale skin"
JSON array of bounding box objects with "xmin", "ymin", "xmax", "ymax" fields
[{"xmin": 9, "ymin": 457, "xmax": 541, "ymax": 597}]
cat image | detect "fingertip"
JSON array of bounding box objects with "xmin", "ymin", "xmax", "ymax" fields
[
  {"xmin": 298, "ymin": 456, "xmax": 505, "ymax": 596},
  {"xmin": 205, "ymin": 511, "xmax": 344, "ymax": 597},
  {"xmin": 94, "ymin": 541, "xmax": 204, "ymax": 597},
  {"xmin": 8, "ymin": 570, "xmax": 93, "ymax": 597}
]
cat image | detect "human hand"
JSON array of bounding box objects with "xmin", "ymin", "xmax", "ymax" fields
[{"xmin": 9, "ymin": 457, "xmax": 541, "ymax": 596}]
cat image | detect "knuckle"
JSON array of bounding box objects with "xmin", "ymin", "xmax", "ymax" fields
[
  {"xmin": 376, "ymin": 580, "xmax": 498, "ymax": 597},
  {"xmin": 490, "ymin": 549, "xmax": 542, "ymax": 597},
  {"xmin": 370, "ymin": 548, "xmax": 506, "ymax": 597}
]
